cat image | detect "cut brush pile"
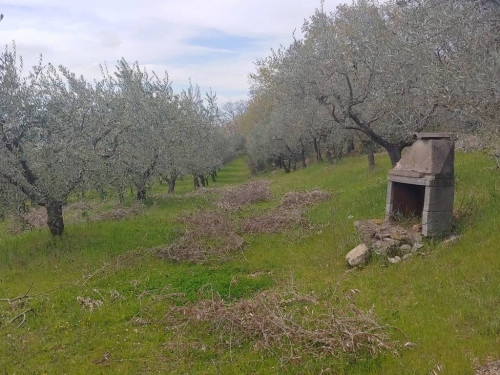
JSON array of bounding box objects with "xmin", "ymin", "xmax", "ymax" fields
[
  {"xmin": 153, "ymin": 210, "xmax": 244, "ymax": 263},
  {"xmin": 241, "ymin": 190, "xmax": 331, "ymax": 234},
  {"xmin": 162, "ymin": 289, "xmax": 399, "ymax": 359},
  {"xmin": 217, "ymin": 179, "xmax": 271, "ymax": 210}
]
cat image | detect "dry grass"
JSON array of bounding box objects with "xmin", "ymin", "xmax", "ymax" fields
[
  {"xmin": 217, "ymin": 180, "xmax": 271, "ymax": 210},
  {"xmin": 240, "ymin": 190, "xmax": 331, "ymax": 234},
  {"xmin": 153, "ymin": 210, "xmax": 245, "ymax": 263},
  {"xmin": 177, "ymin": 211, "xmax": 235, "ymax": 237},
  {"xmin": 93, "ymin": 203, "xmax": 143, "ymax": 221},
  {"xmin": 23, "ymin": 207, "xmax": 48, "ymax": 229},
  {"xmin": 475, "ymin": 360, "xmax": 500, "ymax": 375},
  {"xmin": 279, "ymin": 190, "xmax": 331, "ymax": 209},
  {"xmin": 76, "ymin": 296, "xmax": 103, "ymax": 312},
  {"xmin": 240, "ymin": 208, "xmax": 306, "ymax": 234},
  {"xmin": 183, "ymin": 187, "xmax": 221, "ymax": 198},
  {"xmin": 161, "ymin": 289, "xmax": 398, "ymax": 360},
  {"xmin": 6, "ymin": 202, "xmax": 142, "ymax": 234}
]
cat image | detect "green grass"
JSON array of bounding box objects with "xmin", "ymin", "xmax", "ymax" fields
[{"xmin": 1, "ymin": 153, "xmax": 499, "ymax": 374}]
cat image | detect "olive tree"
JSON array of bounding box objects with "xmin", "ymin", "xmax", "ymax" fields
[
  {"xmin": 0, "ymin": 47, "xmax": 117, "ymax": 235},
  {"xmin": 249, "ymin": 0, "xmax": 499, "ymax": 167},
  {"xmin": 105, "ymin": 59, "xmax": 176, "ymax": 200}
]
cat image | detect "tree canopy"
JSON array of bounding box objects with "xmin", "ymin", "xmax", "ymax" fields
[{"xmin": 247, "ymin": 0, "xmax": 499, "ymax": 167}]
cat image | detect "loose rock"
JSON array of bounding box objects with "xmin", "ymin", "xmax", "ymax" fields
[
  {"xmin": 443, "ymin": 234, "xmax": 462, "ymax": 244},
  {"xmin": 413, "ymin": 242, "xmax": 424, "ymax": 251},
  {"xmin": 400, "ymin": 244, "xmax": 413, "ymax": 254},
  {"xmin": 346, "ymin": 244, "xmax": 370, "ymax": 267},
  {"xmin": 371, "ymin": 239, "xmax": 400, "ymax": 256},
  {"xmin": 388, "ymin": 256, "xmax": 402, "ymax": 264}
]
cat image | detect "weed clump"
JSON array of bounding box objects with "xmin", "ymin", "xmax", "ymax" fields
[{"xmin": 76, "ymin": 296, "xmax": 103, "ymax": 312}]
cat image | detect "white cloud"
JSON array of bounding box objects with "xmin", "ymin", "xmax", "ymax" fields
[{"xmin": 0, "ymin": 0, "xmax": 343, "ymax": 102}]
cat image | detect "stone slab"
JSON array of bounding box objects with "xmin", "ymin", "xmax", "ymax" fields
[
  {"xmin": 424, "ymin": 185, "xmax": 454, "ymax": 212},
  {"xmin": 422, "ymin": 210, "xmax": 452, "ymax": 237},
  {"xmin": 385, "ymin": 203, "xmax": 394, "ymax": 219},
  {"xmin": 414, "ymin": 132, "xmax": 453, "ymax": 140},
  {"xmin": 390, "ymin": 138, "xmax": 454, "ymax": 178},
  {"xmin": 388, "ymin": 175, "xmax": 453, "ymax": 187}
]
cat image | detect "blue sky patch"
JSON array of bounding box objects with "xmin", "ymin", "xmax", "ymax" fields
[{"xmin": 187, "ymin": 29, "xmax": 258, "ymax": 52}]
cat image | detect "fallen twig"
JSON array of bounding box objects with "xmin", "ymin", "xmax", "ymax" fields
[
  {"xmin": 9, "ymin": 308, "xmax": 33, "ymax": 328},
  {"xmin": 0, "ymin": 283, "xmax": 33, "ymax": 304}
]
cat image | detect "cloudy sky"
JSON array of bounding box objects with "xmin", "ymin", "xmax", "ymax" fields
[{"xmin": 0, "ymin": 1, "xmax": 342, "ymax": 103}]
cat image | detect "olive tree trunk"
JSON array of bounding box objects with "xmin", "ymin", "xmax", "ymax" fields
[
  {"xmin": 46, "ymin": 203, "xmax": 64, "ymax": 236},
  {"xmin": 167, "ymin": 173, "xmax": 178, "ymax": 194}
]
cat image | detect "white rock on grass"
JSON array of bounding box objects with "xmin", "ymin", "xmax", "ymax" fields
[
  {"xmin": 412, "ymin": 242, "xmax": 424, "ymax": 251},
  {"xmin": 346, "ymin": 244, "xmax": 370, "ymax": 267},
  {"xmin": 388, "ymin": 256, "xmax": 402, "ymax": 264}
]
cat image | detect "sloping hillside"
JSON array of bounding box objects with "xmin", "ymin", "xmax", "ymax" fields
[{"xmin": 0, "ymin": 153, "xmax": 498, "ymax": 374}]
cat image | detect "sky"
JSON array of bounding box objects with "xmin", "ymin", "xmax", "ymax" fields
[{"xmin": 0, "ymin": 1, "xmax": 343, "ymax": 104}]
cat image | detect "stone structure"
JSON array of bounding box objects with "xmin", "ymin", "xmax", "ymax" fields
[{"xmin": 386, "ymin": 133, "xmax": 455, "ymax": 237}]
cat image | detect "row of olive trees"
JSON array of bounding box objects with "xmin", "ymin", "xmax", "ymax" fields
[
  {"xmin": 0, "ymin": 47, "xmax": 238, "ymax": 235},
  {"xmin": 247, "ymin": 0, "xmax": 499, "ymax": 169}
]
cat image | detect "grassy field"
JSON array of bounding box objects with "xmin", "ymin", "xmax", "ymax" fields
[{"xmin": 0, "ymin": 152, "xmax": 499, "ymax": 374}]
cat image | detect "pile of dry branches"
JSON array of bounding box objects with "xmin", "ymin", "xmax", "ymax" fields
[
  {"xmin": 0, "ymin": 284, "xmax": 35, "ymax": 328},
  {"xmin": 217, "ymin": 180, "xmax": 271, "ymax": 210},
  {"xmin": 279, "ymin": 190, "xmax": 331, "ymax": 209},
  {"xmin": 153, "ymin": 210, "xmax": 244, "ymax": 263},
  {"xmin": 162, "ymin": 289, "xmax": 397, "ymax": 359},
  {"xmin": 240, "ymin": 190, "xmax": 331, "ymax": 234},
  {"xmin": 93, "ymin": 203, "xmax": 143, "ymax": 221},
  {"xmin": 240, "ymin": 208, "xmax": 306, "ymax": 234}
]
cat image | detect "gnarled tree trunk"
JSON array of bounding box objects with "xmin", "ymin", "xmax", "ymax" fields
[
  {"xmin": 368, "ymin": 148, "xmax": 375, "ymax": 170},
  {"xmin": 385, "ymin": 144, "xmax": 405, "ymax": 167},
  {"xmin": 198, "ymin": 175, "xmax": 206, "ymax": 187},
  {"xmin": 363, "ymin": 140, "xmax": 376, "ymax": 170},
  {"xmin": 136, "ymin": 186, "xmax": 146, "ymax": 200},
  {"xmin": 283, "ymin": 158, "xmax": 291, "ymax": 173},
  {"xmin": 300, "ymin": 144, "xmax": 306, "ymax": 168},
  {"xmin": 167, "ymin": 173, "xmax": 178, "ymax": 194},
  {"xmin": 347, "ymin": 139, "xmax": 355, "ymax": 153},
  {"xmin": 46, "ymin": 202, "xmax": 64, "ymax": 236},
  {"xmin": 313, "ymin": 138, "xmax": 323, "ymax": 163},
  {"xmin": 326, "ymin": 150, "xmax": 334, "ymax": 164}
]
